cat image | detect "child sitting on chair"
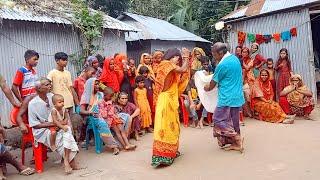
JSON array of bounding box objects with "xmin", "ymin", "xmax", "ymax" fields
[{"xmin": 48, "ymin": 94, "xmax": 71, "ymax": 151}]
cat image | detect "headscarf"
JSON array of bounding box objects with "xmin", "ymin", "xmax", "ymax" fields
[
  {"xmin": 83, "ymin": 56, "xmax": 97, "ymax": 70},
  {"xmin": 114, "ymin": 53, "xmax": 126, "ymax": 85},
  {"xmin": 99, "ymin": 58, "xmax": 120, "ymax": 92},
  {"xmin": 251, "ymin": 69, "xmax": 273, "ymax": 108},
  {"xmin": 82, "ymin": 56, "xmax": 102, "ymax": 78},
  {"xmin": 250, "ymin": 43, "xmax": 260, "ymax": 59},
  {"xmin": 287, "ymin": 74, "xmax": 308, "ymax": 106},
  {"xmin": 80, "ymin": 77, "xmax": 97, "ymax": 106},
  {"xmin": 152, "ymin": 51, "xmax": 164, "ymax": 75},
  {"xmin": 137, "ymin": 53, "xmax": 155, "ymax": 79},
  {"xmin": 191, "ymin": 47, "xmax": 205, "ymax": 71}
]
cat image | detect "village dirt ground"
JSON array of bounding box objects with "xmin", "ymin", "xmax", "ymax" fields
[{"xmin": 6, "ymin": 105, "xmax": 320, "ymax": 180}]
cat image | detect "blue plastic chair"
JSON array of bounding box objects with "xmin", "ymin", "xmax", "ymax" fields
[{"xmin": 85, "ymin": 116, "xmax": 103, "ymax": 154}]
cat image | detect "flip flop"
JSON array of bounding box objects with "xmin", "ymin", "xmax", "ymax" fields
[{"xmin": 19, "ymin": 167, "xmax": 35, "ymax": 176}]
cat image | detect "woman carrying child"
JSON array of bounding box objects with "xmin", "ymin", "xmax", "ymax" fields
[{"xmin": 80, "ymin": 78, "xmax": 120, "ymax": 155}]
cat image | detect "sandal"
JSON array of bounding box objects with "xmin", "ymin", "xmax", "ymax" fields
[{"xmin": 19, "ymin": 167, "xmax": 35, "ymax": 176}]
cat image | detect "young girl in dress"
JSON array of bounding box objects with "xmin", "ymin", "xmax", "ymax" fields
[
  {"xmin": 275, "ymin": 48, "xmax": 293, "ymax": 99},
  {"xmin": 133, "ymin": 75, "xmax": 153, "ymax": 134}
]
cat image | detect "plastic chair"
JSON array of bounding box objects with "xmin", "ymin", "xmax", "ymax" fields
[
  {"xmin": 10, "ymin": 107, "xmax": 19, "ymax": 126},
  {"xmin": 179, "ymin": 97, "xmax": 189, "ymax": 127},
  {"xmin": 85, "ymin": 116, "xmax": 103, "ymax": 154},
  {"xmin": 11, "ymin": 108, "xmax": 48, "ymax": 173},
  {"xmin": 20, "ymin": 126, "xmax": 48, "ymax": 173}
]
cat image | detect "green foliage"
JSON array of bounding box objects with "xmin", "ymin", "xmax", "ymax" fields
[
  {"xmin": 129, "ymin": 0, "xmax": 175, "ymax": 20},
  {"xmin": 167, "ymin": 0, "xmax": 199, "ymax": 33},
  {"xmin": 70, "ymin": 0, "xmax": 104, "ymax": 73},
  {"xmin": 89, "ymin": 0, "xmax": 130, "ymax": 18}
]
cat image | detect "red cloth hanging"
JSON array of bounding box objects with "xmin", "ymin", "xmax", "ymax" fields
[
  {"xmin": 238, "ymin": 31, "xmax": 246, "ymax": 46},
  {"xmin": 255, "ymin": 34, "xmax": 265, "ymax": 44},
  {"xmin": 273, "ymin": 33, "xmax": 281, "ymax": 43},
  {"xmin": 290, "ymin": 27, "xmax": 297, "ymax": 37}
]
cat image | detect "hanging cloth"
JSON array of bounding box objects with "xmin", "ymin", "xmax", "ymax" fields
[
  {"xmin": 238, "ymin": 31, "xmax": 246, "ymax": 46},
  {"xmin": 281, "ymin": 31, "xmax": 291, "ymax": 41},
  {"xmin": 247, "ymin": 33, "xmax": 256, "ymax": 43},
  {"xmin": 263, "ymin": 35, "xmax": 272, "ymax": 44},
  {"xmin": 290, "ymin": 27, "xmax": 297, "ymax": 37},
  {"xmin": 255, "ymin": 34, "xmax": 265, "ymax": 44},
  {"xmin": 273, "ymin": 33, "xmax": 281, "ymax": 43}
]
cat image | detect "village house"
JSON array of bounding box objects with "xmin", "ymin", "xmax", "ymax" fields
[
  {"xmin": 118, "ymin": 12, "xmax": 211, "ymax": 62},
  {"xmin": 0, "ymin": 6, "xmax": 139, "ymax": 127},
  {"xmin": 222, "ymin": 0, "xmax": 320, "ymax": 99}
]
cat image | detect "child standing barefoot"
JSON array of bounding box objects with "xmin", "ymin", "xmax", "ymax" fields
[
  {"xmin": 133, "ymin": 76, "xmax": 153, "ymax": 133},
  {"xmin": 48, "ymin": 94, "xmax": 73, "ymax": 173}
]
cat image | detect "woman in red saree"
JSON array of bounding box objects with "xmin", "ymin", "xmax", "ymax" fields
[
  {"xmin": 99, "ymin": 58, "xmax": 120, "ymax": 92},
  {"xmin": 275, "ymin": 48, "xmax": 293, "ymax": 99},
  {"xmin": 279, "ymin": 74, "xmax": 314, "ymax": 119},
  {"xmin": 151, "ymin": 48, "xmax": 190, "ymax": 167},
  {"xmin": 251, "ymin": 69, "xmax": 295, "ymax": 124},
  {"xmin": 114, "ymin": 53, "xmax": 127, "ymax": 85}
]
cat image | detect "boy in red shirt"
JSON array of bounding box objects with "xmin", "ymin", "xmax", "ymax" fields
[
  {"xmin": 74, "ymin": 66, "xmax": 96, "ymax": 100},
  {"xmin": 12, "ymin": 50, "xmax": 39, "ymax": 103}
]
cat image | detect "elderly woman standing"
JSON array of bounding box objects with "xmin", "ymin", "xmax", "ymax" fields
[
  {"xmin": 83, "ymin": 56, "xmax": 102, "ymax": 78},
  {"xmin": 279, "ymin": 74, "xmax": 314, "ymax": 119}
]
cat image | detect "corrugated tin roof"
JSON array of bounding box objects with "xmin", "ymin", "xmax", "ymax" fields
[
  {"xmin": 224, "ymin": 0, "xmax": 320, "ymax": 20},
  {"xmin": 0, "ymin": 6, "xmax": 139, "ymax": 32},
  {"xmin": 119, "ymin": 13, "xmax": 210, "ymax": 43}
]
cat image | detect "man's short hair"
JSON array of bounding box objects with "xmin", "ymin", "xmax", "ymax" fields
[
  {"xmin": 54, "ymin": 52, "xmax": 68, "ymax": 61},
  {"xmin": 24, "ymin": 50, "xmax": 39, "ymax": 61}
]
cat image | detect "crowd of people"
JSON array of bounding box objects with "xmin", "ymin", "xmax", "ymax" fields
[
  {"xmin": 235, "ymin": 43, "xmax": 315, "ymax": 123},
  {"xmin": 0, "ymin": 41, "xmax": 316, "ymax": 178}
]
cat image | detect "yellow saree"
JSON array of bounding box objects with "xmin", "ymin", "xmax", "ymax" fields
[{"xmin": 151, "ymin": 60, "xmax": 189, "ymax": 167}]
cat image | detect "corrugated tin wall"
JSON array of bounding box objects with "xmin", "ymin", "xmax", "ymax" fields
[
  {"xmin": 150, "ymin": 40, "xmax": 196, "ymax": 53},
  {"xmin": 0, "ymin": 20, "xmax": 80, "ymax": 127},
  {"xmin": 227, "ymin": 8, "xmax": 317, "ymax": 99},
  {"xmin": 97, "ymin": 29, "xmax": 127, "ymax": 58}
]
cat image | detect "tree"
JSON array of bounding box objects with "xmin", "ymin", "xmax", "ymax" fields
[
  {"xmin": 88, "ymin": 0, "xmax": 130, "ymax": 18},
  {"xmin": 167, "ymin": 0, "xmax": 199, "ymax": 34},
  {"xmin": 129, "ymin": 0, "xmax": 175, "ymax": 20}
]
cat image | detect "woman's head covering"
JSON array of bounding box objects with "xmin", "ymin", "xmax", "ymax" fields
[
  {"xmin": 250, "ymin": 43, "xmax": 260, "ymax": 59},
  {"xmin": 99, "ymin": 57, "xmax": 120, "ymax": 92},
  {"xmin": 80, "ymin": 77, "xmax": 97, "ymax": 106},
  {"xmin": 140, "ymin": 53, "xmax": 151, "ymax": 65},
  {"xmin": 163, "ymin": 48, "xmax": 182, "ymax": 61},
  {"xmin": 259, "ymin": 68, "xmax": 270, "ymax": 82},
  {"xmin": 83, "ymin": 56, "xmax": 98, "ymax": 69},
  {"xmin": 290, "ymin": 74, "xmax": 303, "ymax": 86},
  {"xmin": 192, "ymin": 47, "xmax": 205, "ymax": 58},
  {"xmin": 152, "ymin": 51, "xmax": 164, "ymax": 62}
]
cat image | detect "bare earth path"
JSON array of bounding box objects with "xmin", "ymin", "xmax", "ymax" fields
[{"xmin": 6, "ymin": 108, "xmax": 320, "ymax": 180}]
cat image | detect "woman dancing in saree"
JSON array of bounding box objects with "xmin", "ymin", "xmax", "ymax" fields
[
  {"xmin": 251, "ymin": 69, "xmax": 295, "ymax": 124},
  {"xmin": 80, "ymin": 78, "xmax": 120, "ymax": 155},
  {"xmin": 151, "ymin": 48, "xmax": 190, "ymax": 167}
]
